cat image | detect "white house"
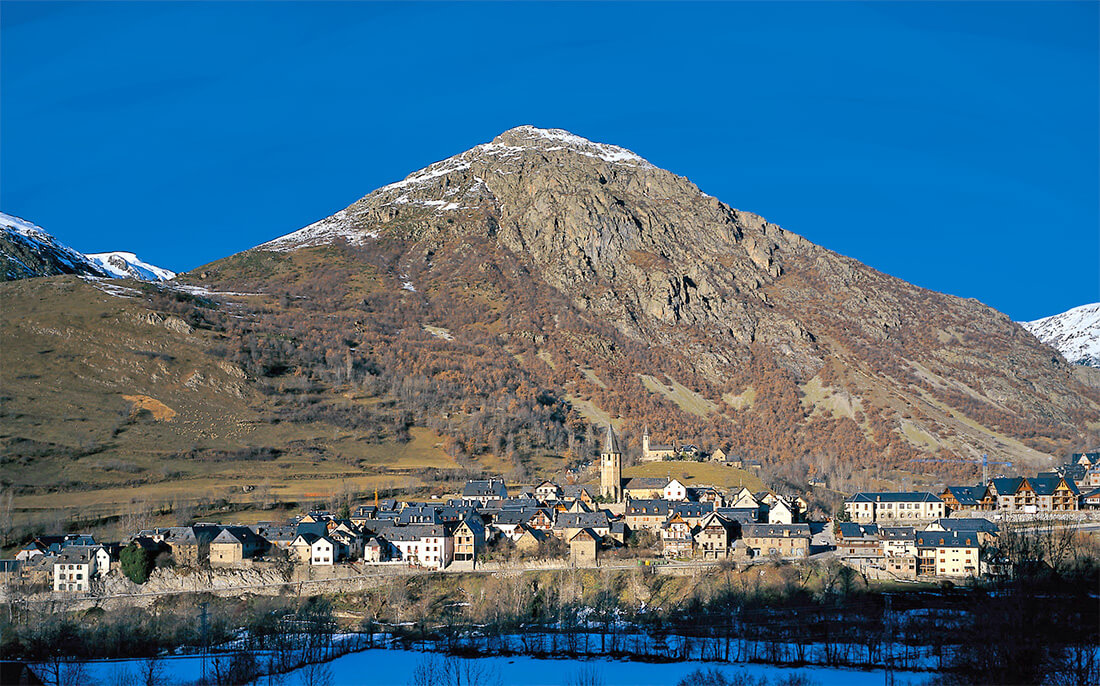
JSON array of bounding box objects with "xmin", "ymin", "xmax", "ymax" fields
[
  {"xmin": 387, "ymin": 525, "xmax": 453, "ymax": 570},
  {"xmin": 52, "ymin": 545, "xmax": 108, "ymax": 593},
  {"xmin": 767, "ymin": 497, "xmax": 794, "ymax": 524},
  {"xmin": 291, "ymin": 534, "xmax": 338, "ymax": 566},
  {"xmin": 663, "ymin": 479, "xmax": 688, "ymax": 502}
]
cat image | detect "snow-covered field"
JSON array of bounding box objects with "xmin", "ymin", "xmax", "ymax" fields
[{"xmin": 67, "ymin": 648, "xmax": 933, "ymax": 686}]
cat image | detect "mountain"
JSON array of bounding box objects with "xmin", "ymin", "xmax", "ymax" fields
[
  {"xmin": 2, "ymin": 126, "xmax": 1096, "ymax": 531},
  {"xmin": 183, "ymin": 126, "xmax": 1099, "ymax": 482},
  {"xmin": 86, "ymin": 251, "xmax": 176, "ymax": 282},
  {"xmin": 0, "ymin": 212, "xmax": 174, "ymax": 282},
  {"xmin": 1022, "ymin": 304, "xmax": 1100, "ymax": 368},
  {"xmin": 1, "ymin": 212, "xmax": 107, "ymax": 280}
]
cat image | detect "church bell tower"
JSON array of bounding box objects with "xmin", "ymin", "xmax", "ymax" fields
[{"xmin": 600, "ymin": 425, "xmax": 623, "ymax": 502}]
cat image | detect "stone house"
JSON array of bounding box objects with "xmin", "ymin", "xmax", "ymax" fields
[
  {"xmin": 886, "ymin": 554, "xmax": 918, "ymax": 579},
  {"xmin": 554, "ymin": 511, "xmax": 610, "ymax": 541},
  {"xmin": 290, "ymin": 533, "xmax": 338, "ymax": 566},
  {"xmin": 209, "ymin": 526, "xmax": 267, "ymax": 567},
  {"xmin": 624, "ymin": 499, "xmax": 671, "ymax": 531},
  {"xmin": 165, "ymin": 525, "xmax": 220, "ymax": 566},
  {"xmin": 568, "ymin": 528, "xmax": 598, "ymax": 566},
  {"xmin": 535, "ymin": 481, "xmax": 562, "ymax": 501},
  {"xmin": 453, "ymin": 516, "xmax": 486, "ymax": 567},
  {"xmin": 741, "ymin": 523, "xmax": 811, "ymax": 559},
  {"xmin": 462, "ymin": 478, "xmax": 508, "ymax": 506},
  {"xmin": 363, "ymin": 536, "xmax": 388, "ymax": 562},
  {"xmin": 623, "ymin": 477, "xmax": 667, "ymax": 500},
  {"xmin": 660, "ymin": 513, "xmax": 694, "ymax": 558},
  {"xmin": 696, "ymin": 512, "xmax": 735, "ymax": 560},
  {"xmin": 835, "ymin": 523, "xmax": 880, "ymax": 559}
]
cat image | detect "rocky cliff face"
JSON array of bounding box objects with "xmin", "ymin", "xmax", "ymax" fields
[{"xmin": 191, "ymin": 126, "xmax": 1099, "ymax": 477}]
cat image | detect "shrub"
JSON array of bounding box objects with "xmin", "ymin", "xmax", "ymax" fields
[{"xmin": 120, "ymin": 543, "xmax": 155, "ymax": 584}]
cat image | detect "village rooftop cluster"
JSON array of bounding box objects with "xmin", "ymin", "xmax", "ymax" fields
[{"xmin": 6, "ymin": 430, "xmax": 1100, "ymax": 596}]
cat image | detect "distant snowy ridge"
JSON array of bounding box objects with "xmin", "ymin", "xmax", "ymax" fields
[
  {"xmin": 1021, "ymin": 303, "xmax": 1100, "ymax": 367},
  {"xmin": 1, "ymin": 211, "xmax": 106, "ymax": 280},
  {"xmin": 0, "ymin": 211, "xmax": 173, "ymax": 282},
  {"xmin": 87, "ymin": 251, "xmax": 176, "ymax": 281}
]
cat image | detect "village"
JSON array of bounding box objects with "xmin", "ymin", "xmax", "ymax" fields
[{"xmin": 6, "ymin": 428, "xmax": 1100, "ymax": 597}]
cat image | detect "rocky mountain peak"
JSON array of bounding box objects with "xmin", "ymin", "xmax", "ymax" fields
[
  {"xmin": 483, "ymin": 125, "xmax": 655, "ymax": 168},
  {"xmin": 191, "ymin": 128, "xmax": 1100, "ymax": 474}
]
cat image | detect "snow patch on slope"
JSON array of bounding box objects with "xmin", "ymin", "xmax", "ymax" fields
[
  {"xmin": 1021, "ymin": 303, "xmax": 1100, "ymax": 367},
  {"xmin": 259, "ymin": 210, "xmax": 378, "ymax": 252},
  {"xmin": 87, "ymin": 251, "xmax": 176, "ymax": 281}
]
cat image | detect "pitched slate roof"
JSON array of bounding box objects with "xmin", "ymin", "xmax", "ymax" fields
[
  {"xmin": 462, "ymin": 479, "xmax": 507, "ymax": 498},
  {"xmin": 555, "ymin": 511, "xmax": 609, "ymax": 530},
  {"xmin": 625, "ymin": 499, "xmax": 671, "ymax": 516},
  {"xmin": 397, "ymin": 505, "xmax": 442, "ymax": 525},
  {"xmin": 742, "ymin": 523, "xmax": 811, "ymax": 538},
  {"xmin": 846, "ymin": 492, "xmax": 942, "ymax": 503},
  {"xmin": 672, "ymin": 501, "xmax": 714, "ymax": 518},
  {"xmin": 212, "ymin": 525, "xmax": 267, "ymax": 547},
  {"xmin": 1080, "ymin": 487, "xmax": 1100, "ymax": 501},
  {"xmin": 383, "ymin": 524, "xmax": 449, "ymax": 541},
  {"xmin": 493, "ymin": 509, "xmax": 537, "ymax": 526},
  {"xmin": 989, "ymin": 477, "xmax": 1024, "ymax": 496},
  {"xmin": 438, "ymin": 505, "xmax": 480, "ymax": 522},
  {"xmin": 715, "ymin": 507, "xmax": 759, "ymax": 523},
  {"xmin": 500, "ymin": 497, "xmax": 541, "ymax": 510},
  {"xmin": 836, "ymin": 523, "xmax": 879, "ymax": 540},
  {"xmin": 568, "ymin": 528, "xmax": 598, "ymax": 543},
  {"xmin": 250, "ymin": 525, "xmax": 298, "ymax": 543},
  {"xmin": 931, "ymin": 518, "xmax": 999, "ymax": 534},
  {"xmin": 624, "ymin": 477, "xmax": 667, "ymax": 489},
  {"xmin": 879, "ymin": 526, "xmax": 916, "ymax": 541},
  {"xmin": 915, "ymin": 531, "xmax": 978, "ymax": 548},
  {"xmin": 1027, "ymin": 476, "xmax": 1062, "ymax": 496},
  {"xmin": 944, "ymin": 486, "xmax": 988, "ymax": 506}
]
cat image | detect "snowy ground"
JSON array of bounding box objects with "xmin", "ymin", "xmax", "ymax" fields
[{"xmin": 64, "ymin": 647, "xmax": 933, "ymax": 686}]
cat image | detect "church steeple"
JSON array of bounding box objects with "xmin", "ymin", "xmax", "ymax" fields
[
  {"xmin": 600, "ymin": 424, "xmax": 623, "ymax": 502},
  {"xmin": 605, "ymin": 424, "xmax": 620, "ymax": 455}
]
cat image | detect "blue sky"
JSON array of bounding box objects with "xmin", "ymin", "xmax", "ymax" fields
[{"xmin": 1, "ymin": 1, "xmax": 1096, "ymax": 321}]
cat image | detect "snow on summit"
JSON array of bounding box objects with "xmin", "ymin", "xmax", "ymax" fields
[
  {"xmin": 254, "ymin": 126, "xmax": 655, "ymax": 252},
  {"xmin": 86, "ymin": 251, "xmax": 176, "ymax": 281},
  {"xmin": 1021, "ymin": 303, "xmax": 1100, "ymax": 367}
]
